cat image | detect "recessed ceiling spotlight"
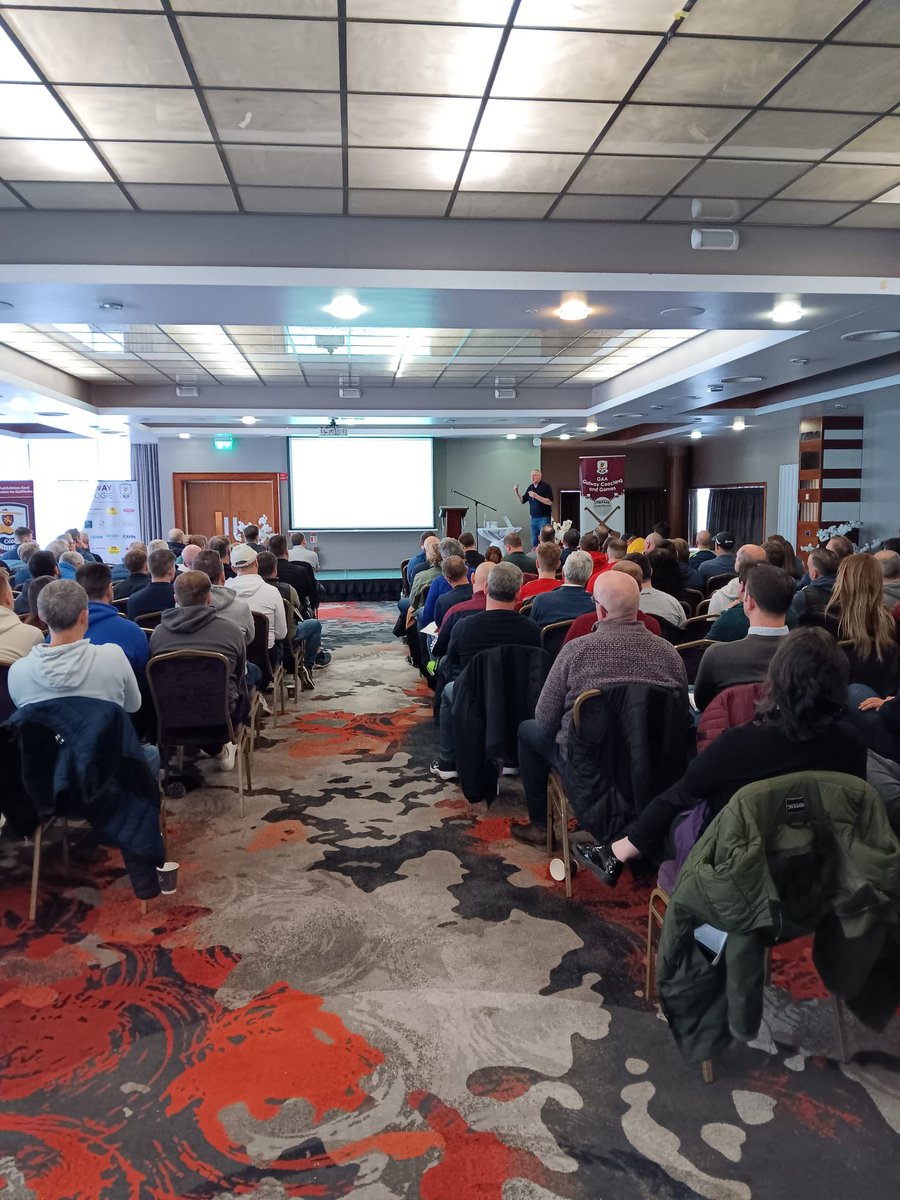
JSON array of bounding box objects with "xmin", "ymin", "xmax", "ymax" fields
[
  {"xmin": 9, "ymin": 396, "xmax": 29, "ymax": 411},
  {"xmin": 99, "ymin": 301, "xmax": 124, "ymax": 311},
  {"xmin": 557, "ymin": 298, "xmax": 591, "ymax": 322},
  {"xmin": 615, "ymin": 412, "xmax": 645, "ymax": 419},
  {"xmin": 659, "ymin": 305, "xmax": 705, "ymax": 318},
  {"xmin": 649, "ymin": 404, "xmax": 665, "ymax": 411},
  {"xmin": 505, "ymin": 432, "xmax": 517, "ymax": 440},
  {"xmin": 690, "ymin": 429, "xmax": 703, "ymax": 440},
  {"xmin": 771, "ymin": 300, "xmax": 803, "ymax": 323},
  {"xmin": 841, "ymin": 329, "xmax": 900, "ymax": 342},
  {"xmin": 732, "ymin": 416, "xmax": 746, "ymax": 431},
  {"xmin": 178, "ymin": 432, "xmax": 191, "ymax": 440},
  {"xmin": 585, "ymin": 419, "xmax": 598, "ymax": 433},
  {"xmin": 523, "ymin": 307, "xmax": 539, "ymax": 315},
  {"xmin": 241, "ymin": 415, "xmax": 257, "ymax": 425},
  {"xmin": 720, "ymin": 375, "xmax": 764, "ymax": 384},
  {"xmin": 707, "ymin": 384, "xmax": 724, "ymax": 393},
  {"xmin": 559, "ymin": 432, "xmax": 571, "ymax": 441},
  {"xmin": 532, "ymin": 436, "xmax": 541, "ymax": 447},
  {"xmin": 790, "ymin": 357, "xmax": 810, "ymax": 366},
  {"xmin": 833, "ymin": 403, "xmax": 848, "ymax": 410},
  {"xmin": 325, "ymin": 294, "xmax": 365, "ymax": 320}
]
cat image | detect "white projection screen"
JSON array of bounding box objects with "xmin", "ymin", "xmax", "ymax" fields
[{"xmin": 288, "ymin": 437, "xmax": 434, "ymax": 530}]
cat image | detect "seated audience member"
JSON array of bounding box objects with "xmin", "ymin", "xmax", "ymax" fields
[
  {"xmin": 708, "ymin": 561, "xmax": 799, "ymax": 643},
  {"xmin": 113, "ymin": 548, "xmax": 151, "ymax": 600},
  {"xmin": 876, "ymin": 549, "xmax": 900, "ymax": 609},
  {"xmin": 149, "ymin": 569, "xmax": 249, "ymax": 771},
  {"xmin": 768, "ymin": 532, "xmax": 803, "ymax": 580},
  {"xmin": 409, "ymin": 537, "xmax": 442, "ymax": 613},
  {"xmin": 790, "ymin": 547, "xmax": 838, "ymax": 625},
  {"xmin": 688, "ymin": 529, "xmax": 715, "ymax": 569},
  {"xmin": 76, "ymin": 562, "xmax": 149, "ymax": 677},
  {"xmin": 518, "ymin": 542, "xmax": 561, "ymax": 607},
  {"xmin": 484, "ymin": 545, "xmax": 503, "ymax": 565},
  {"xmin": 625, "ymin": 551, "xmax": 686, "ymax": 629},
  {"xmin": 579, "ymin": 532, "xmax": 607, "ymax": 574},
  {"xmin": 65, "ymin": 528, "xmax": 96, "ymax": 562},
  {"xmin": 12, "ymin": 541, "xmax": 39, "ymax": 589},
  {"xmin": 579, "ymin": 628, "xmax": 866, "ymax": 884},
  {"xmin": 697, "ymin": 530, "xmax": 737, "ymax": 583},
  {"xmin": 148, "ymin": 538, "xmax": 168, "ymax": 555},
  {"xmin": 257, "ymin": 550, "xmax": 322, "ymax": 680},
  {"xmin": 434, "ymin": 556, "xmax": 473, "ymax": 625},
  {"xmin": 240, "ymin": 524, "xmax": 261, "ymax": 549},
  {"xmin": 167, "ymin": 527, "xmax": 187, "ymax": 556},
  {"xmin": 694, "ymin": 564, "xmax": 794, "ymax": 711},
  {"xmin": 430, "ymin": 562, "xmax": 541, "ymax": 781},
  {"xmin": 502, "ymin": 533, "xmax": 537, "ymax": 574},
  {"xmin": 127, "ymin": 548, "xmax": 177, "ymax": 620},
  {"xmin": 647, "ymin": 545, "xmax": 686, "ymax": 600},
  {"xmin": 763, "ymin": 536, "xmax": 793, "ymax": 577},
  {"xmin": 643, "ymin": 531, "xmax": 665, "ymax": 555},
  {"xmin": 825, "ymin": 552, "xmax": 900, "ymax": 695},
  {"xmin": 14, "ymin": 550, "xmax": 59, "ymax": 616},
  {"xmin": 207, "ymin": 535, "xmax": 235, "ymax": 580},
  {"xmin": 178, "ymin": 543, "xmax": 203, "ymax": 572},
  {"xmin": 268, "ymin": 534, "xmax": 317, "ymax": 617},
  {"xmin": 539, "ymin": 525, "xmax": 556, "ymax": 544},
  {"xmin": 21, "ymin": 575, "xmax": 53, "ymax": 635},
  {"xmin": 420, "ymin": 538, "xmax": 465, "ymax": 627},
  {"xmin": 672, "ymin": 537, "xmax": 703, "ymax": 591},
  {"xmin": 111, "ymin": 540, "xmax": 146, "ymax": 582},
  {"xmin": 225, "ymin": 543, "xmax": 286, "ymax": 651},
  {"xmin": 459, "ymin": 531, "xmax": 484, "ymax": 570},
  {"xmin": 604, "ymin": 537, "xmax": 628, "ymax": 565},
  {"xmin": 0, "ymin": 569, "xmax": 42, "ymax": 664},
  {"xmin": 289, "ymin": 531, "xmax": 320, "ymax": 572},
  {"xmin": 653, "ymin": 521, "xmax": 671, "ymax": 540},
  {"xmin": 407, "ymin": 530, "xmax": 438, "ymax": 586},
  {"xmin": 564, "ymin": 561, "xmax": 662, "ymax": 642},
  {"xmin": 184, "ymin": 533, "xmax": 208, "ymax": 550},
  {"xmin": 58, "ymin": 549, "xmax": 84, "ymax": 579},
  {"xmin": 511, "ymin": 571, "xmax": 688, "ymax": 844},
  {"xmin": 828, "ymin": 534, "xmax": 855, "ymax": 562},
  {"xmin": 8, "ymin": 580, "xmax": 145, "ymax": 721},
  {"xmin": 2, "ymin": 525, "xmax": 33, "ymax": 564},
  {"xmin": 708, "ymin": 543, "xmax": 767, "ymax": 617},
  {"xmin": 530, "ymin": 550, "xmax": 595, "ymax": 628},
  {"xmin": 432, "ymin": 562, "xmax": 493, "ymax": 656},
  {"xmin": 559, "ymin": 527, "xmax": 580, "ymax": 566},
  {"xmin": 193, "ymin": 549, "xmax": 253, "ymax": 642}
]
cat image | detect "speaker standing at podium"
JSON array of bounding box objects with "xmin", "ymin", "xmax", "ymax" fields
[{"xmin": 514, "ymin": 469, "xmax": 554, "ymax": 548}]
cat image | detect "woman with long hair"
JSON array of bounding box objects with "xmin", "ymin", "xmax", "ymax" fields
[
  {"xmin": 826, "ymin": 553, "xmax": 900, "ymax": 695},
  {"xmin": 647, "ymin": 545, "xmax": 685, "ymax": 599},
  {"xmin": 574, "ymin": 628, "xmax": 868, "ymax": 883},
  {"xmin": 767, "ymin": 532, "xmax": 803, "ymax": 580},
  {"xmin": 763, "ymin": 536, "xmax": 792, "ymax": 576}
]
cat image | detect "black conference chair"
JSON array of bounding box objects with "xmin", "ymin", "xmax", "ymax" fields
[{"xmin": 540, "ymin": 619, "xmax": 575, "ymax": 663}]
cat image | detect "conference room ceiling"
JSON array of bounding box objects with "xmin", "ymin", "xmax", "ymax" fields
[{"xmin": 0, "ymin": 0, "xmax": 897, "ymax": 229}]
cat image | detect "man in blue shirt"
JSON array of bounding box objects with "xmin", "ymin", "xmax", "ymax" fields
[
  {"xmin": 514, "ymin": 470, "xmax": 554, "ymax": 548},
  {"xmin": 697, "ymin": 530, "xmax": 737, "ymax": 583},
  {"xmin": 76, "ymin": 560, "xmax": 149, "ymax": 678}
]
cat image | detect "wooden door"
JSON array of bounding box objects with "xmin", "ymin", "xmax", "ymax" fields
[{"xmin": 173, "ymin": 473, "xmax": 280, "ymax": 540}]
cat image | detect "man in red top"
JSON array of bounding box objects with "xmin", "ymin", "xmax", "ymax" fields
[
  {"xmin": 586, "ymin": 536, "xmax": 626, "ymax": 593},
  {"xmin": 579, "ymin": 532, "xmax": 608, "ymax": 574},
  {"xmin": 517, "ymin": 542, "xmax": 561, "ymax": 608}
]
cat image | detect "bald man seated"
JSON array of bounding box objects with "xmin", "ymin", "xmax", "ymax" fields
[
  {"xmin": 512, "ymin": 570, "xmax": 688, "ymax": 844},
  {"xmin": 707, "ymin": 543, "xmax": 767, "ymax": 616}
]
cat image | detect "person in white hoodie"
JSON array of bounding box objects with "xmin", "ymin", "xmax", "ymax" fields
[
  {"xmin": 0, "ymin": 569, "xmax": 41, "ymax": 665},
  {"xmin": 224, "ymin": 544, "xmax": 286, "ymax": 650}
]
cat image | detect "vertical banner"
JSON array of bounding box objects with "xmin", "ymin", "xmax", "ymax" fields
[
  {"xmin": 578, "ymin": 456, "xmax": 625, "ymax": 534},
  {"xmin": 83, "ymin": 480, "xmax": 139, "ymax": 564},
  {"xmin": 0, "ymin": 480, "xmax": 35, "ymax": 556}
]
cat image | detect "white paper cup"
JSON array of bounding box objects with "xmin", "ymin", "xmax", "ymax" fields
[
  {"xmin": 549, "ymin": 858, "xmax": 577, "ymax": 882},
  {"xmin": 157, "ymin": 861, "xmax": 179, "ymax": 894}
]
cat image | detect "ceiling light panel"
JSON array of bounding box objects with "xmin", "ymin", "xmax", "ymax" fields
[
  {"xmin": 598, "ymin": 104, "xmax": 747, "ymax": 157},
  {"xmin": 473, "ymin": 99, "xmax": 616, "ymax": 154},
  {"xmin": 460, "ymin": 152, "xmax": 579, "ymax": 193},
  {"xmin": 0, "ymin": 26, "xmax": 38, "ymax": 82},
  {"xmin": 633, "ymin": 38, "xmax": 809, "ymax": 106},
  {"xmin": 716, "ymin": 110, "xmax": 870, "ymax": 162},
  {"xmin": 206, "ymin": 90, "xmax": 341, "ymax": 145},
  {"xmin": 0, "ymin": 139, "xmax": 109, "ymax": 181},
  {"xmin": 515, "ymin": 0, "xmax": 684, "ymax": 32},
  {"xmin": 0, "ymin": 83, "xmax": 80, "ymax": 138},
  {"xmin": 2, "ymin": 11, "xmax": 189, "ymax": 85},
  {"xmin": 767, "ymin": 46, "xmax": 900, "ymax": 112},
  {"xmin": 492, "ymin": 30, "xmax": 656, "ymax": 101},
  {"xmin": 682, "ymin": 0, "xmax": 858, "ymax": 38},
  {"xmin": 347, "ymin": 23, "xmax": 502, "ymax": 95},
  {"xmin": 346, "ymin": 0, "xmax": 510, "ymax": 20},
  {"xmin": 57, "ymin": 85, "xmax": 210, "ymax": 141},
  {"xmin": 347, "ymin": 94, "xmax": 479, "ymax": 150},
  {"xmin": 179, "ymin": 17, "xmax": 338, "ymax": 89}
]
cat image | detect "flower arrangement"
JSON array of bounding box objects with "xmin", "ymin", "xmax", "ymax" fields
[
  {"xmin": 551, "ymin": 518, "xmax": 573, "ymax": 544},
  {"xmin": 236, "ymin": 514, "xmax": 274, "ymax": 542},
  {"xmin": 800, "ymin": 520, "xmax": 863, "ymax": 553}
]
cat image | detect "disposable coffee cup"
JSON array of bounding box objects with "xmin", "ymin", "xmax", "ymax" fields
[
  {"xmin": 549, "ymin": 857, "xmax": 577, "ymax": 882},
  {"xmin": 157, "ymin": 861, "xmax": 179, "ymax": 894}
]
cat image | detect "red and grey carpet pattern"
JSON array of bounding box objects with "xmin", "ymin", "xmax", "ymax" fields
[{"xmin": 1, "ymin": 602, "xmax": 898, "ymax": 1198}]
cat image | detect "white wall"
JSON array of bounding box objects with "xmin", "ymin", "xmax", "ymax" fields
[{"xmin": 861, "ymin": 393, "xmax": 900, "ymax": 545}]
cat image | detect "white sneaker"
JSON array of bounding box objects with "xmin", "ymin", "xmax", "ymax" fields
[
  {"xmin": 257, "ymin": 694, "xmax": 272, "ymax": 716},
  {"xmin": 218, "ymin": 743, "xmax": 237, "ymax": 772}
]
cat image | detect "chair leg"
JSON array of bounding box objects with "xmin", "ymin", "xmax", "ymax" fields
[
  {"xmin": 236, "ymin": 735, "xmax": 245, "ymax": 818},
  {"xmin": 61, "ymin": 817, "xmax": 70, "ymax": 871},
  {"xmin": 560, "ymin": 804, "xmax": 573, "ymax": 899},
  {"xmin": 701, "ymin": 1060, "xmax": 715, "ymax": 1084},
  {"xmin": 833, "ymin": 995, "xmax": 850, "ymax": 1064},
  {"xmin": 29, "ymin": 824, "xmax": 43, "ymax": 921},
  {"xmin": 545, "ymin": 785, "xmax": 556, "ymax": 854},
  {"xmin": 243, "ymin": 728, "xmax": 252, "ymax": 797},
  {"xmin": 645, "ymin": 906, "xmax": 656, "ymax": 1003},
  {"xmin": 176, "ymin": 745, "xmax": 184, "ymax": 774}
]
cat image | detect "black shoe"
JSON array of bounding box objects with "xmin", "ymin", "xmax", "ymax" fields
[
  {"xmin": 510, "ymin": 821, "xmax": 547, "ymax": 846},
  {"xmin": 573, "ymin": 841, "xmax": 622, "ymax": 887}
]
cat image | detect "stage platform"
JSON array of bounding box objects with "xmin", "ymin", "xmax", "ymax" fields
[{"xmin": 317, "ymin": 568, "xmax": 401, "ymax": 602}]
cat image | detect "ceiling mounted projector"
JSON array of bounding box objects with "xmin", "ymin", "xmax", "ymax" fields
[{"xmin": 691, "ymin": 227, "xmax": 739, "ymax": 251}]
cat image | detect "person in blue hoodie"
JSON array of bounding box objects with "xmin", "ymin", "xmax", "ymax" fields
[{"xmin": 75, "ymin": 560, "xmax": 149, "ymax": 678}]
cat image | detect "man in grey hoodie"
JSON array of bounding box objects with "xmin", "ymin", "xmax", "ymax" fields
[{"xmin": 193, "ymin": 549, "xmax": 253, "ymax": 643}]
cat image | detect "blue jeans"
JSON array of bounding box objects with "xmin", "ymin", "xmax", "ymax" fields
[
  {"xmin": 246, "ymin": 661, "xmax": 262, "ymax": 690},
  {"xmin": 142, "ymin": 744, "xmax": 160, "ymax": 777},
  {"xmin": 518, "ymin": 718, "xmax": 563, "ymax": 825},
  {"xmin": 438, "ymin": 681, "xmax": 456, "ymax": 767},
  {"xmin": 294, "ymin": 618, "xmax": 322, "ymax": 667},
  {"xmin": 398, "ymin": 597, "xmax": 411, "ymax": 615},
  {"xmin": 530, "ymin": 517, "xmax": 544, "ymax": 548}
]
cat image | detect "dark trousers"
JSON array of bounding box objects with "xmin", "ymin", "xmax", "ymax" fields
[{"xmin": 518, "ymin": 718, "xmax": 564, "ymax": 825}]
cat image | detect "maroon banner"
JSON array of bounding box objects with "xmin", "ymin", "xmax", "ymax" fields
[
  {"xmin": 0, "ymin": 480, "xmax": 35, "ymax": 555},
  {"xmin": 578, "ymin": 456, "xmax": 625, "ymax": 531}
]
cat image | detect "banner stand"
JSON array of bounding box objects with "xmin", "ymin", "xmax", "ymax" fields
[
  {"xmin": 84, "ymin": 481, "xmax": 140, "ymax": 565},
  {"xmin": 579, "ymin": 456, "xmax": 626, "ymax": 536}
]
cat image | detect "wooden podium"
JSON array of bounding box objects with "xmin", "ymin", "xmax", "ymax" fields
[{"xmin": 439, "ymin": 505, "xmax": 468, "ymax": 538}]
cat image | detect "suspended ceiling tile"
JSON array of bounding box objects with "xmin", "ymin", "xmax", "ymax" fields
[
  {"xmin": 0, "ymin": 83, "xmax": 80, "ymax": 138},
  {"xmin": 13, "ymin": 180, "xmax": 131, "ymax": 208},
  {"xmin": 129, "ymin": 183, "xmax": 239, "ymax": 211},
  {"xmin": 572, "ymin": 154, "xmax": 695, "ymax": 195},
  {"xmin": 179, "ymin": 16, "xmax": 338, "ymax": 89},
  {"xmin": 676, "ymin": 158, "xmax": 806, "ymax": 198},
  {"xmin": 742, "ymin": 199, "xmax": 860, "ymax": 225},
  {"xmin": 58, "ymin": 85, "xmax": 211, "ymax": 141},
  {"xmin": 835, "ymin": 0, "xmax": 900, "ymax": 43},
  {"xmin": 473, "ymin": 99, "xmax": 616, "ymax": 153},
  {"xmin": 835, "ymin": 203, "xmax": 900, "ymax": 227},
  {"xmin": 349, "ymin": 146, "xmax": 463, "ymax": 190},
  {"xmin": 207, "ymin": 90, "xmax": 341, "ymax": 145},
  {"xmin": 0, "ymin": 25, "xmax": 37, "ymax": 82},
  {"xmin": 516, "ymin": 0, "xmax": 684, "ymax": 32},
  {"xmin": 831, "ymin": 117, "xmax": 900, "ymax": 165},
  {"xmin": 348, "ymin": 189, "xmax": 451, "ymax": 215},
  {"xmin": 239, "ymin": 185, "xmax": 343, "ymax": 212},
  {"xmin": 550, "ymin": 194, "xmax": 658, "ymax": 220},
  {"xmin": 681, "ymin": 0, "xmax": 858, "ymax": 38},
  {"xmin": 777, "ymin": 162, "xmax": 900, "ymax": 202},
  {"xmin": 646, "ymin": 195, "xmax": 756, "ymax": 222},
  {"xmin": 347, "ymin": 94, "xmax": 479, "ymax": 149},
  {"xmin": 598, "ymin": 103, "xmax": 747, "ymax": 157},
  {"xmin": 716, "ymin": 110, "xmax": 871, "ymax": 161},
  {"xmin": 451, "ymin": 192, "xmax": 555, "ymax": 218},
  {"xmin": 0, "ymin": 138, "xmax": 110, "ymax": 180},
  {"xmin": 2, "ymin": 1, "xmax": 164, "ymax": 8},
  {"xmin": 460, "ymin": 151, "xmax": 579, "ymax": 193},
  {"xmin": 99, "ymin": 140, "xmax": 228, "ymax": 184},
  {"xmin": 634, "ymin": 38, "xmax": 809, "ymax": 106},
  {"xmin": 493, "ymin": 29, "xmax": 655, "ymax": 101},
  {"xmin": 347, "ymin": 0, "xmax": 510, "ymax": 20},
  {"xmin": 172, "ymin": 1, "xmax": 336, "ymax": 12},
  {"xmin": 767, "ymin": 46, "xmax": 900, "ymax": 112},
  {"xmin": 3, "ymin": 10, "xmax": 189, "ymax": 85},
  {"xmin": 347, "ymin": 23, "xmax": 501, "ymax": 96},
  {"xmin": 226, "ymin": 144, "xmax": 342, "ymax": 186}
]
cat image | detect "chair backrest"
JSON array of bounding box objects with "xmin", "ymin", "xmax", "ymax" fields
[
  {"xmin": 676, "ymin": 638, "xmax": 712, "ymax": 685},
  {"xmin": 695, "ymin": 597, "xmax": 712, "ymax": 617},
  {"xmin": 112, "ymin": 597, "xmax": 130, "ymax": 613},
  {"xmin": 400, "ymin": 558, "xmax": 411, "ymax": 598},
  {"xmin": 655, "ymin": 614, "xmax": 690, "ymax": 645},
  {"xmin": 684, "ymin": 587, "xmax": 704, "ymax": 612},
  {"xmin": 518, "ymin": 597, "xmax": 535, "ymax": 616},
  {"xmin": 679, "ymin": 598, "xmax": 692, "ymax": 620},
  {"xmin": 540, "ymin": 619, "xmax": 574, "ymax": 662},
  {"xmin": 135, "ymin": 609, "xmax": 164, "ymax": 630},
  {"xmin": 147, "ymin": 651, "xmax": 234, "ymax": 747},
  {"xmin": 0, "ymin": 662, "xmax": 14, "ymax": 723},
  {"xmin": 248, "ymin": 612, "xmax": 274, "ymax": 688},
  {"xmin": 683, "ymin": 614, "xmax": 714, "ymax": 637},
  {"xmin": 706, "ymin": 572, "xmax": 736, "ymax": 596},
  {"xmin": 521, "ymin": 572, "xmax": 538, "ymax": 584}
]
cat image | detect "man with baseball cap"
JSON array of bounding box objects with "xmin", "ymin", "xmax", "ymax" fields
[
  {"xmin": 225, "ymin": 543, "xmax": 286, "ymax": 649},
  {"xmin": 697, "ymin": 530, "xmax": 737, "ymax": 582}
]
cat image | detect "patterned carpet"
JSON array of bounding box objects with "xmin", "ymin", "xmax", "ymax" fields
[{"xmin": 1, "ymin": 601, "xmax": 899, "ymax": 1200}]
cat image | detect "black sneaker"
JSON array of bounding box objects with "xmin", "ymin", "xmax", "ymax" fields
[
  {"xmin": 573, "ymin": 841, "xmax": 622, "ymax": 887},
  {"xmin": 510, "ymin": 821, "xmax": 547, "ymax": 846},
  {"xmin": 430, "ymin": 760, "xmax": 458, "ymax": 781}
]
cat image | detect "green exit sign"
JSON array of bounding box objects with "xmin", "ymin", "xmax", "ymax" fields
[{"xmin": 213, "ymin": 433, "xmax": 234, "ymax": 451}]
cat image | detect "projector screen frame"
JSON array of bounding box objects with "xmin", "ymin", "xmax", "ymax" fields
[{"xmin": 286, "ymin": 435, "xmax": 435, "ymax": 531}]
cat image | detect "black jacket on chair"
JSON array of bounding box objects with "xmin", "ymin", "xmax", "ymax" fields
[
  {"xmin": 564, "ymin": 684, "xmax": 692, "ymax": 843},
  {"xmin": 7, "ymin": 698, "xmax": 164, "ymax": 898},
  {"xmin": 452, "ymin": 645, "xmax": 549, "ymax": 803}
]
